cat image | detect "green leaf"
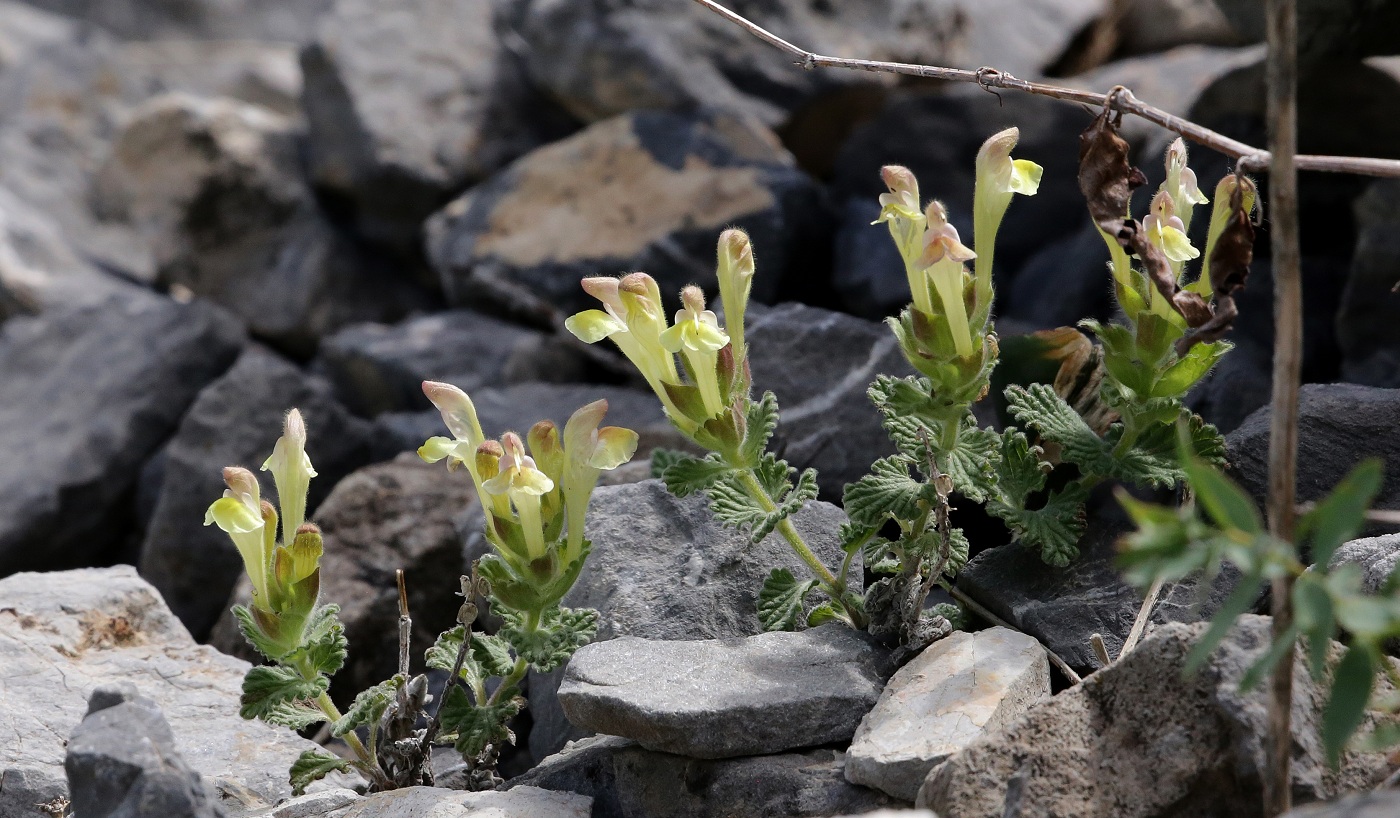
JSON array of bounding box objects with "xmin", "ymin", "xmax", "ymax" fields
[
  {"xmin": 945, "ymin": 527, "xmax": 971, "ymax": 575},
  {"xmin": 425, "ymin": 625, "xmax": 466, "ymax": 673},
  {"xmin": 1008, "ymin": 482, "xmax": 1090, "ymax": 567},
  {"xmin": 1005, "ymin": 383, "xmax": 1114, "ymax": 475},
  {"xmin": 1294, "ymin": 577, "xmax": 1337, "ymax": 681},
  {"xmin": 1322, "ymin": 644, "xmax": 1376, "ymax": 767},
  {"xmin": 991, "ymin": 428, "xmax": 1049, "ymax": 507},
  {"xmin": 283, "ymin": 606, "xmax": 347, "ymax": 678},
  {"xmin": 945, "ymin": 421, "xmax": 1000, "ymax": 503},
  {"xmin": 239, "ymin": 665, "xmax": 328, "ymax": 721},
  {"xmin": 1240, "ymin": 623, "xmax": 1300, "ymax": 692},
  {"xmin": 661, "ymin": 454, "xmax": 733, "ymax": 497},
  {"xmin": 1300, "ymin": 458, "xmax": 1384, "ymax": 567},
  {"xmin": 1152, "ymin": 340, "xmax": 1230, "ymax": 398},
  {"xmin": 650, "ymin": 448, "xmax": 689, "ymax": 479},
  {"xmin": 757, "ymin": 568, "xmax": 817, "ymax": 632},
  {"xmin": 289, "ymin": 749, "xmax": 350, "ymax": 797},
  {"xmin": 498, "ymin": 604, "xmax": 598, "ymax": 672},
  {"xmin": 472, "ymin": 634, "xmax": 517, "ymax": 678},
  {"xmin": 706, "ymin": 477, "xmax": 772, "ymax": 534},
  {"xmin": 752, "ymin": 453, "xmax": 794, "ymax": 499},
  {"xmin": 843, "ymin": 456, "xmax": 931, "ymax": 529},
  {"xmin": 438, "ymin": 684, "xmax": 523, "ymax": 759},
  {"xmin": 331, "ymin": 675, "xmax": 404, "ymax": 737},
  {"xmin": 807, "ymin": 603, "xmax": 841, "ymax": 627},
  {"xmin": 232, "ymin": 605, "xmax": 287, "ymax": 662},
  {"xmin": 1183, "ymin": 454, "xmax": 1263, "ymax": 536},
  {"xmin": 262, "ymin": 701, "xmax": 326, "ymax": 730},
  {"xmin": 741, "ymin": 391, "xmax": 781, "ymax": 464}
]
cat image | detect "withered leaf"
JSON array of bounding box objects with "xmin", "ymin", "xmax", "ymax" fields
[
  {"xmin": 1209, "ymin": 178, "xmax": 1256, "ymax": 298},
  {"xmin": 1078, "ymin": 109, "xmax": 1146, "ymax": 241}
]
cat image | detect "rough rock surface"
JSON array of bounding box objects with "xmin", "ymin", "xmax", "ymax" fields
[
  {"xmin": 328, "ymin": 786, "xmax": 591, "ymax": 818},
  {"xmin": 1280, "ymin": 790, "xmax": 1400, "ymax": 818},
  {"xmin": 559, "ymin": 625, "xmax": 895, "ymax": 759},
  {"xmin": 426, "ymin": 109, "xmax": 821, "ymax": 322},
  {"xmin": 746, "ymin": 303, "xmax": 913, "ymax": 500},
  {"xmin": 1339, "ymin": 179, "xmax": 1400, "ymax": 385},
  {"xmin": 1328, "ymin": 535, "xmax": 1400, "ymax": 596},
  {"xmin": 11, "ymin": 0, "xmax": 334, "ymax": 41},
  {"xmin": 301, "ymin": 0, "xmax": 568, "ymax": 248},
  {"xmin": 0, "ymin": 567, "xmax": 343, "ymax": 817},
  {"xmin": 0, "ymin": 183, "xmax": 122, "ymax": 319},
  {"xmin": 65, "ymin": 684, "xmax": 224, "ymax": 818},
  {"xmin": 918, "ymin": 615, "xmax": 1396, "ymax": 817},
  {"xmin": 0, "ymin": 293, "xmax": 243, "ymax": 575},
  {"xmin": 211, "ymin": 456, "xmax": 477, "ymax": 701},
  {"xmin": 511, "ymin": 736, "xmax": 896, "ymax": 818},
  {"xmin": 845, "ymin": 627, "xmax": 1051, "ymax": 802},
  {"xmin": 507, "ymin": 478, "xmax": 854, "ymax": 759},
  {"xmin": 316, "ymin": 311, "xmax": 592, "ymax": 417},
  {"xmin": 139, "ymin": 346, "xmax": 373, "ymax": 639}
]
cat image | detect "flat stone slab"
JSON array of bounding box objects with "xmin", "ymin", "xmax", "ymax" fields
[
  {"xmin": 845, "ymin": 627, "xmax": 1050, "ymax": 801},
  {"xmin": 557, "ymin": 624, "xmax": 894, "ymax": 759},
  {"xmin": 330, "ymin": 786, "xmax": 590, "ymax": 818}
]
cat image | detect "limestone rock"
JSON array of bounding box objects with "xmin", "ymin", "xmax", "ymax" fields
[
  {"xmin": 511, "ymin": 736, "xmax": 897, "ymax": 818},
  {"xmin": 918, "ymin": 615, "xmax": 1395, "ymax": 817},
  {"xmin": 0, "ymin": 293, "xmax": 243, "ymax": 575},
  {"xmin": 845, "ymin": 628, "xmax": 1050, "ymax": 801},
  {"xmin": 0, "ymin": 567, "xmax": 345, "ymax": 817},
  {"xmin": 1328, "ymin": 535, "xmax": 1400, "ymax": 596},
  {"xmin": 426, "ymin": 109, "xmax": 821, "ymax": 322},
  {"xmin": 331, "ymin": 786, "xmax": 590, "ymax": 818},
  {"xmin": 559, "ymin": 625, "xmax": 895, "ymax": 758},
  {"xmin": 138, "ymin": 346, "xmax": 373, "ymax": 639}
]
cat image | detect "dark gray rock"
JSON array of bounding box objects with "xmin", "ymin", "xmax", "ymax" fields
[
  {"xmin": 1117, "ymin": 0, "xmax": 1243, "ymax": 56},
  {"xmin": 369, "ymin": 382, "xmax": 679, "ymax": 462},
  {"xmin": 746, "ymin": 303, "xmax": 912, "ymax": 500},
  {"xmin": 1002, "ymin": 222, "xmax": 1113, "ymax": 331},
  {"xmin": 330, "ymin": 786, "xmax": 590, "ymax": 818},
  {"xmin": 0, "ymin": 183, "xmax": 126, "ymax": 321},
  {"xmin": 301, "ymin": 0, "xmax": 569, "ymax": 249},
  {"xmin": 1209, "ymin": 0, "xmax": 1400, "ymax": 63},
  {"xmin": 425, "ymin": 109, "xmax": 821, "ymax": 322},
  {"xmin": 1340, "ymin": 179, "xmax": 1400, "ymax": 386},
  {"xmin": 210, "ymin": 456, "xmax": 476, "ymax": 702},
  {"xmin": 830, "ymin": 86, "xmax": 1090, "ymax": 318},
  {"xmin": 65, "ymin": 685, "xmax": 224, "ymax": 818},
  {"xmin": 0, "ymin": 293, "xmax": 242, "ymax": 575},
  {"xmin": 317, "ymin": 311, "xmax": 593, "ymax": 417},
  {"xmin": 919, "ymin": 615, "xmax": 1397, "ymax": 816},
  {"xmin": 11, "ymin": 0, "xmax": 334, "ymax": 41},
  {"xmin": 1186, "ymin": 338, "xmax": 1273, "ymax": 435},
  {"xmin": 559, "ymin": 625, "xmax": 894, "ymax": 759},
  {"xmin": 1328, "ymin": 535, "xmax": 1400, "ymax": 595},
  {"xmin": 512, "ymin": 478, "xmax": 855, "ymax": 760},
  {"xmin": 504, "ymin": 0, "xmax": 1101, "ymax": 127},
  {"xmin": 1226, "ymin": 385, "xmax": 1400, "ymax": 534},
  {"xmin": 0, "ymin": 567, "xmax": 349, "ymax": 818},
  {"xmin": 511, "ymin": 735, "xmax": 897, "ymax": 818},
  {"xmin": 1282, "ymin": 790, "xmax": 1400, "ymax": 818},
  {"xmin": 956, "ymin": 499, "xmax": 1250, "ymax": 674},
  {"xmin": 94, "ymin": 93, "xmax": 430, "ymax": 355},
  {"xmin": 138, "ymin": 345, "xmax": 373, "ymax": 640}
]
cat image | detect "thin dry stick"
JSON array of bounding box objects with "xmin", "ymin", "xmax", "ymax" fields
[
  {"xmin": 949, "ymin": 586, "xmax": 1083, "ymax": 685},
  {"xmin": 396, "ymin": 569, "xmax": 412, "ymax": 677},
  {"xmin": 1264, "ymin": 0, "xmax": 1302, "ymax": 814},
  {"xmin": 689, "ymin": 0, "xmax": 1400, "ymax": 179},
  {"xmin": 1120, "ymin": 576, "xmax": 1165, "ymax": 658}
]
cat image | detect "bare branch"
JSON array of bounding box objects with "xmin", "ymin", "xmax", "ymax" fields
[{"xmin": 688, "ymin": 0, "xmax": 1400, "ymax": 179}]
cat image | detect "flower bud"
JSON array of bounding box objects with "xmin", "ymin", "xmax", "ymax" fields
[
  {"xmin": 475, "ymin": 440, "xmax": 503, "ymax": 482},
  {"xmin": 716, "ymin": 229, "xmax": 755, "ymax": 369},
  {"xmin": 528, "ymin": 420, "xmax": 566, "ymax": 487}
]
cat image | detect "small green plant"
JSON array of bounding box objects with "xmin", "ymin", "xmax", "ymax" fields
[
  {"xmin": 1118, "ymin": 435, "xmax": 1399, "ymax": 766},
  {"xmin": 209, "ymin": 394, "xmax": 636, "ymax": 794}
]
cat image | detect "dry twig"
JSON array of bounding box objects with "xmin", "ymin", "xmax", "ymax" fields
[{"xmin": 688, "ymin": 0, "xmax": 1400, "ymax": 179}]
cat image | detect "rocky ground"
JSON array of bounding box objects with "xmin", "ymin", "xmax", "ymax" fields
[{"xmin": 1, "ymin": 0, "xmax": 1399, "ymax": 816}]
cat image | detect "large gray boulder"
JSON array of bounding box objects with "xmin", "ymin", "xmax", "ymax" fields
[
  {"xmin": 1329, "ymin": 534, "xmax": 1400, "ymax": 595},
  {"xmin": 0, "ymin": 293, "xmax": 243, "ymax": 575},
  {"xmin": 507, "ymin": 478, "xmax": 854, "ymax": 760},
  {"xmin": 918, "ymin": 615, "xmax": 1396, "ymax": 816},
  {"xmin": 0, "ymin": 567, "xmax": 348, "ymax": 818},
  {"xmin": 0, "ymin": 183, "xmax": 124, "ymax": 320},
  {"xmin": 510, "ymin": 735, "xmax": 896, "ymax": 818},
  {"xmin": 301, "ymin": 0, "xmax": 568, "ymax": 249},
  {"xmin": 425, "ymin": 109, "xmax": 822, "ymax": 322},
  {"xmin": 138, "ymin": 346, "xmax": 373, "ymax": 640},
  {"xmin": 558, "ymin": 625, "xmax": 894, "ymax": 758}
]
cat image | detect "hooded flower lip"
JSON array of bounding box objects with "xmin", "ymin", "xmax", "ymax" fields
[
  {"xmin": 1165, "ymin": 138, "xmax": 1209, "ymax": 215},
  {"xmin": 976, "ymin": 128, "xmax": 1044, "ymax": 198},
  {"xmin": 1144, "ymin": 190, "xmax": 1200, "ymax": 264},
  {"xmin": 562, "ymin": 399, "xmax": 638, "ymax": 558},
  {"xmin": 917, "ymin": 201, "xmax": 977, "ymax": 267},
  {"xmin": 716, "ymin": 229, "xmax": 754, "ymax": 366},
  {"xmin": 874, "ymin": 165, "xmax": 924, "ymax": 225},
  {"xmin": 483, "ymin": 431, "xmax": 554, "ymax": 560},
  {"xmin": 972, "ymin": 128, "xmax": 1042, "ymax": 325},
  {"xmin": 660, "ymin": 287, "xmax": 729, "ymax": 354},
  {"xmin": 206, "ymin": 466, "xmax": 271, "ymax": 603},
  {"xmin": 261, "ymin": 409, "xmax": 316, "ymax": 541}
]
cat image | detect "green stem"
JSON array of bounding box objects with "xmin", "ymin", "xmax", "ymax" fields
[
  {"xmin": 314, "ymin": 691, "xmax": 375, "ymax": 771},
  {"xmin": 487, "ymin": 608, "xmax": 539, "ymax": 707}
]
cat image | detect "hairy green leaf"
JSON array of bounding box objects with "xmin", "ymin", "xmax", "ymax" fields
[
  {"xmin": 499, "ymin": 604, "xmax": 598, "ymax": 672},
  {"xmin": 1002, "ymin": 482, "xmax": 1090, "ymax": 567},
  {"xmin": 650, "ymin": 448, "xmax": 690, "ymax": 479},
  {"xmin": 331, "ymin": 675, "xmax": 404, "ymax": 737},
  {"xmin": 438, "ymin": 685, "xmax": 523, "ymax": 759},
  {"xmin": 232, "ymin": 605, "xmax": 287, "ymax": 662},
  {"xmin": 843, "ymin": 456, "xmax": 930, "ymax": 528},
  {"xmin": 758, "ymin": 568, "xmax": 817, "ymax": 632},
  {"xmin": 289, "ymin": 749, "xmax": 351, "ymax": 796},
  {"xmin": 741, "ymin": 391, "xmax": 781, "ymax": 464},
  {"xmin": 472, "ymin": 634, "xmax": 517, "ymax": 679},
  {"xmin": 945, "ymin": 422, "xmax": 1000, "ymax": 502},
  {"xmin": 807, "ymin": 603, "xmax": 842, "ymax": 627},
  {"xmin": 283, "ymin": 606, "xmax": 347, "ymax": 678},
  {"xmin": 661, "ymin": 454, "xmax": 733, "ymax": 497},
  {"xmin": 1323, "ymin": 644, "xmax": 1376, "ymax": 767},
  {"xmin": 1152, "ymin": 340, "xmax": 1230, "ymax": 398},
  {"xmin": 992, "ymin": 428, "xmax": 1050, "ymax": 507},
  {"xmin": 1005, "ymin": 383, "xmax": 1113, "ymax": 475},
  {"xmin": 262, "ymin": 701, "xmax": 325, "ymax": 730},
  {"xmin": 239, "ymin": 665, "xmax": 328, "ymax": 721}
]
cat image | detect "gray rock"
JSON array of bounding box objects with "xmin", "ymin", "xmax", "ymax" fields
[
  {"xmin": 956, "ymin": 501, "xmax": 1252, "ymax": 674},
  {"xmin": 0, "ymin": 567, "xmax": 347, "ymax": 817},
  {"xmin": 317, "ymin": 311, "xmax": 592, "ymax": 417},
  {"xmin": 1002, "ymin": 222, "xmax": 1112, "ymax": 331},
  {"xmin": 10, "ymin": 0, "xmax": 334, "ymax": 41},
  {"xmin": 210, "ymin": 456, "xmax": 477, "ymax": 702},
  {"xmin": 0, "ymin": 183, "xmax": 124, "ymax": 320},
  {"xmin": 504, "ymin": 0, "xmax": 1102, "ymax": 127},
  {"xmin": 1227, "ymin": 385, "xmax": 1400, "ymax": 532},
  {"xmin": 1340, "ymin": 179, "xmax": 1400, "ymax": 386},
  {"xmin": 0, "ymin": 293, "xmax": 243, "ymax": 574},
  {"xmin": 518, "ymin": 478, "xmax": 855, "ymax": 759},
  {"xmin": 511, "ymin": 735, "xmax": 897, "ymax": 818},
  {"xmin": 1117, "ymin": 0, "xmax": 1243, "ymax": 56},
  {"xmin": 262, "ymin": 789, "xmax": 361, "ymax": 818},
  {"xmin": 1282, "ymin": 790, "xmax": 1400, "ymax": 818},
  {"xmin": 301, "ymin": 0, "xmax": 567, "ymax": 249},
  {"xmin": 1186, "ymin": 338, "xmax": 1273, "ymax": 435},
  {"xmin": 746, "ymin": 303, "xmax": 913, "ymax": 500},
  {"xmin": 138, "ymin": 346, "xmax": 373, "ymax": 640},
  {"xmin": 918, "ymin": 615, "xmax": 1395, "ymax": 816},
  {"xmin": 845, "ymin": 628, "xmax": 1050, "ymax": 802},
  {"xmin": 95, "ymin": 93, "xmax": 429, "ymax": 354},
  {"xmin": 1209, "ymin": 0, "xmax": 1400, "ymax": 63},
  {"xmin": 559, "ymin": 625, "xmax": 894, "ymax": 758},
  {"xmin": 106, "ymin": 40, "xmax": 303, "ymax": 118},
  {"xmin": 425, "ymin": 109, "xmax": 820, "ymax": 322},
  {"xmin": 1328, "ymin": 535, "xmax": 1400, "ymax": 595},
  {"xmin": 330, "ymin": 786, "xmax": 589, "ymax": 818},
  {"xmin": 65, "ymin": 685, "xmax": 225, "ymax": 818},
  {"xmin": 370, "ymin": 382, "xmax": 676, "ymax": 462}
]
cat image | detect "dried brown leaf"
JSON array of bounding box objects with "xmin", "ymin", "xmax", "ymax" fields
[{"xmin": 1078, "ymin": 109, "xmax": 1146, "ymax": 241}]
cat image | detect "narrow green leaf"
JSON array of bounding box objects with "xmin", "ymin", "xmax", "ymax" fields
[
  {"xmin": 1322, "ymin": 644, "xmax": 1376, "ymax": 767},
  {"xmin": 757, "ymin": 568, "xmax": 816, "ymax": 632},
  {"xmin": 1300, "ymin": 458, "xmax": 1384, "ymax": 567},
  {"xmin": 1152, "ymin": 340, "xmax": 1230, "ymax": 398},
  {"xmin": 1240, "ymin": 624, "xmax": 1300, "ymax": 692},
  {"xmin": 1293, "ymin": 576, "xmax": 1337, "ymax": 681},
  {"xmin": 289, "ymin": 749, "xmax": 350, "ymax": 796},
  {"xmin": 1181, "ymin": 455, "xmax": 1262, "ymax": 535}
]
